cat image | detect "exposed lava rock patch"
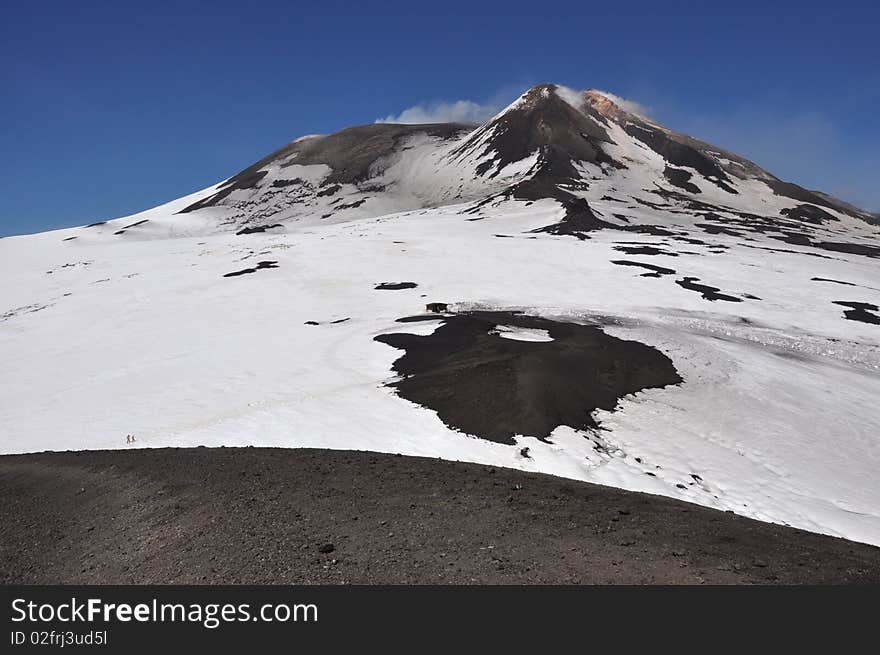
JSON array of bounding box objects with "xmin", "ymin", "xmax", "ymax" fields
[
  {"xmin": 619, "ymin": 223, "xmax": 680, "ymax": 237},
  {"xmin": 772, "ymin": 233, "xmax": 880, "ymax": 259},
  {"xmin": 335, "ymin": 198, "xmax": 368, "ymax": 211},
  {"xmin": 395, "ymin": 315, "xmax": 444, "ymax": 323},
  {"xmin": 764, "ymin": 179, "xmax": 862, "ymax": 217},
  {"xmin": 695, "ymin": 223, "xmax": 745, "ymax": 238},
  {"xmin": 222, "ymin": 260, "xmax": 279, "ymax": 277},
  {"xmin": 611, "ymin": 260, "xmax": 676, "ymax": 277},
  {"xmin": 833, "ymin": 301, "xmax": 880, "ymax": 325},
  {"xmin": 529, "ymin": 196, "xmax": 613, "ymax": 239},
  {"xmin": 781, "ymin": 204, "xmax": 838, "ymax": 225},
  {"xmin": 663, "ymin": 166, "xmax": 701, "ymax": 194},
  {"xmin": 375, "ymin": 282, "xmax": 418, "ymax": 290},
  {"xmin": 450, "ymin": 84, "xmax": 616, "ymax": 179},
  {"xmin": 269, "ymin": 178, "xmax": 304, "ymax": 188},
  {"xmin": 374, "ymin": 311, "xmax": 682, "ymax": 445},
  {"xmin": 620, "ymin": 123, "xmax": 737, "ymax": 193},
  {"xmin": 812, "ymin": 277, "xmax": 857, "ymax": 287},
  {"xmin": 236, "ymin": 224, "xmax": 282, "ymax": 235},
  {"xmin": 316, "ymin": 184, "xmax": 341, "ymax": 197},
  {"xmin": 811, "ymin": 277, "xmax": 880, "ymax": 293},
  {"xmin": 613, "ymin": 245, "xmax": 679, "ymax": 257},
  {"xmin": 113, "ymin": 219, "xmax": 149, "ymax": 235},
  {"xmin": 180, "ymin": 123, "xmax": 471, "ymax": 213},
  {"xmin": 675, "ymin": 277, "xmax": 744, "ymax": 302}
]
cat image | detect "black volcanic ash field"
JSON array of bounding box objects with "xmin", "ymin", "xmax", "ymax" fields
[
  {"xmin": 3, "ymin": 448, "xmax": 879, "ymax": 584},
  {"xmin": 374, "ymin": 312, "xmax": 682, "ymax": 444}
]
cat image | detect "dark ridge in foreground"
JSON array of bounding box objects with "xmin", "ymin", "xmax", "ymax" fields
[
  {"xmin": 374, "ymin": 311, "xmax": 682, "ymax": 444},
  {"xmin": 1, "ymin": 448, "xmax": 878, "ymax": 585}
]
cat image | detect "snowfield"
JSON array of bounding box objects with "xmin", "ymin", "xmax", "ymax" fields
[{"xmin": 2, "ymin": 85, "xmax": 879, "ymax": 546}]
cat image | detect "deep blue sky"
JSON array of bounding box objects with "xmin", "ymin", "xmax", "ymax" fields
[{"xmin": 2, "ymin": 1, "xmax": 878, "ymax": 236}]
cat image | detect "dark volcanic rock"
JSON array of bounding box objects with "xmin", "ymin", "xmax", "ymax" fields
[
  {"xmin": 811, "ymin": 277, "xmax": 857, "ymax": 287},
  {"xmin": 772, "ymin": 233, "xmax": 880, "ymax": 259},
  {"xmin": 270, "ymin": 178, "xmax": 305, "ymax": 188},
  {"xmin": 449, "ymin": 84, "xmax": 616, "ymax": 179},
  {"xmin": 675, "ymin": 277, "xmax": 743, "ymax": 302},
  {"xmin": 811, "ymin": 240, "xmax": 880, "ymax": 259},
  {"xmin": 450, "ymin": 85, "xmax": 630, "ymax": 239},
  {"xmin": 833, "ymin": 301, "xmax": 880, "ymax": 325},
  {"xmin": 395, "ymin": 315, "xmax": 442, "ymax": 323},
  {"xmin": 222, "ymin": 260, "xmax": 279, "ymax": 278},
  {"xmin": 316, "ymin": 184, "xmax": 341, "ymax": 197},
  {"xmin": 618, "ymin": 124, "xmax": 736, "ymax": 193},
  {"xmin": 113, "ymin": 219, "xmax": 149, "ymax": 235},
  {"xmin": 613, "ymin": 245, "xmax": 678, "ymax": 257},
  {"xmin": 1, "ymin": 448, "xmax": 878, "ymax": 584},
  {"xmin": 663, "ymin": 166, "xmax": 702, "ymax": 194},
  {"xmin": 180, "ymin": 123, "xmax": 472, "ymax": 213},
  {"xmin": 530, "ymin": 196, "xmax": 614, "ymax": 239},
  {"xmin": 334, "ymin": 198, "xmax": 368, "ymax": 211},
  {"xmin": 765, "ymin": 179, "xmax": 862, "ymax": 218},
  {"xmin": 375, "ymin": 282, "xmax": 418, "ymax": 290},
  {"xmin": 695, "ymin": 222, "xmax": 745, "ymax": 238},
  {"xmin": 585, "ymin": 89, "xmax": 869, "ymax": 219},
  {"xmin": 781, "ymin": 204, "xmax": 838, "ymax": 225},
  {"xmin": 236, "ymin": 223, "xmax": 283, "ymax": 235},
  {"xmin": 374, "ymin": 311, "xmax": 682, "ymax": 444},
  {"xmin": 611, "ymin": 260, "xmax": 676, "ymax": 277},
  {"xmin": 619, "ymin": 223, "xmax": 680, "ymax": 237}
]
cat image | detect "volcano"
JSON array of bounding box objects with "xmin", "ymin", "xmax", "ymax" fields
[
  {"xmin": 2, "ymin": 84, "xmax": 880, "ymax": 553},
  {"xmin": 145, "ymin": 83, "xmax": 875, "ymax": 242}
]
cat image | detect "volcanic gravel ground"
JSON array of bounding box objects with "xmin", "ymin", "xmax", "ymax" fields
[{"xmin": 2, "ymin": 448, "xmax": 879, "ymax": 584}]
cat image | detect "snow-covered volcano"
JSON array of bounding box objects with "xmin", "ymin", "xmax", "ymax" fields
[{"xmin": 2, "ymin": 84, "xmax": 880, "ymax": 546}]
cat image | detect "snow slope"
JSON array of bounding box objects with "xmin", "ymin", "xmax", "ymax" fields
[{"xmin": 2, "ymin": 85, "xmax": 879, "ymax": 546}]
